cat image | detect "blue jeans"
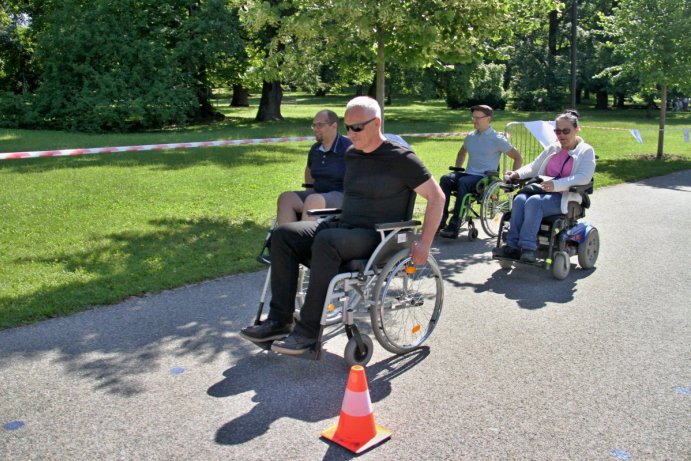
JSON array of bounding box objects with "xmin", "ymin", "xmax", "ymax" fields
[{"xmin": 507, "ymin": 193, "xmax": 562, "ymax": 251}]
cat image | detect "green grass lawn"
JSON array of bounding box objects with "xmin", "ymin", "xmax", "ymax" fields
[{"xmin": 1, "ymin": 94, "xmax": 690, "ymax": 329}]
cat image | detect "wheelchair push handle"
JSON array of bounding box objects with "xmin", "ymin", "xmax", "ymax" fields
[
  {"xmin": 448, "ymin": 166, "xmax": 465, "ymax": 172},
  {"xmin": 302, "ymin": 183, "xmax": 314, "ymax": 189}
]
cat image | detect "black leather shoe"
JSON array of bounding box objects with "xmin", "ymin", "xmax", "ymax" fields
[
  {"xmin": 272, "ymin": 332, "xmax": 317, "ymax": 355},
  {"xmin": 492, "ymin": 245, "xmax": 521, "ymax": 259},
  {"xmin": 520, "ymin": 249, "xmax": 537, "ymax": 263},
  {"xmin": 240, "ymin": 320, "xmax": 292, "ymax": 343},
  {"xmin": 439, "ymin": 224, "xmax": 460, "ymax": 239}
]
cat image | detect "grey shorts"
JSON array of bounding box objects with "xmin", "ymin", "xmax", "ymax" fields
[{"xmin": 295, "ymin": 190, "xmax": 344, "ymax": 208}]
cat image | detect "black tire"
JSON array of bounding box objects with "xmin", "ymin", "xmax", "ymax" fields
[
  {"xmin": 371, "ymin": 249, "xmax": 444, "ymax": 354},
  {"xmin": 499, "ymin": 259, "xmax": 513, "ymax": 270},
  {"xmin": 344, "ymin": 334, "xmax": 374, "ymax": 367},
  {"xmin": 552, "ymin": 251, "xmax": 570, "ymax": 280},
  {"xmin": 577, "ymin": 227, "xmax": 599, "ymax": 269}
]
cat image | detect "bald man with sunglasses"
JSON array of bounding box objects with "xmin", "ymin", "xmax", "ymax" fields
[{"xmin": 241, "ymin": 96, "xmax": 445, "ymax": 355}]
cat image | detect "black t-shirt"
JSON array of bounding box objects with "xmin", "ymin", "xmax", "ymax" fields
[{"xmin": 340, "ymin": 140, "xmax": 431, "ymax": 229}]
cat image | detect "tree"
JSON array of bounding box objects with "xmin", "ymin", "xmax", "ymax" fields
[
  {"xmin": 1, "ymin": 0, "xmax": 246, "ymax": 132},
  {"xmin": 245, "ymin": 0, "xmax": 557, "ymax": 125},
  {"xmin": 601, "ymin": 0, "xmax": 691, "ymax": 158}
]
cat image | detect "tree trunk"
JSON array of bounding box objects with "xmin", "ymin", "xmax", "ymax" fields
[
  {"xmin": 657, "ymin": 84, "xmax": 667, "ymax": 160},
  {"xmin": 255, "ymin": 81, "xmax": 283, "ymax": 122},
  {"xmin": 231, "ymin": 84, "xmax": 249, "ymax": 107},
  {"xmin": 614, "ymin": 93, "xmax": 625, "ymax": 108},
  {"xmin": 570, "ymin": 0, "xmax": 578, "ymax": 109},
  {"xmin": 375, "ymin": 27, "xmax": 386, "ymax": 129},
  {"xmin": 548, "ymin": 10, "xmax": 559, "ymax": 56},
  {"xmin": 595, "ymin": 90, "xmax": 608, "ymax": 109}
]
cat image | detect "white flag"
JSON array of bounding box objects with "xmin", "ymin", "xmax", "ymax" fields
[{"xmin": 630, "ymin": 129, "xmax": 643, "ymax": 144}]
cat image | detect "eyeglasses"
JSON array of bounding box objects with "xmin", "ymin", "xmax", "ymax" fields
[
  {"xmin": 345, "ymin": 117, "xmax": 376, "ymax": 132},
  {"xmin": 311, "ymin": 122, "xmax": 331, "ymax": 130},
  {"xmin": 553, "ymin": 128, "xmax": 572, "ymax": 135}
]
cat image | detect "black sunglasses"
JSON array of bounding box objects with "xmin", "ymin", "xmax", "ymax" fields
[
  {"xmin": 554, "ymin": 128, "xmax": 572, "ymax": 135},
  {"xmin": 345, "ymin": 117, "xmax": 376, "ymax": 132}
]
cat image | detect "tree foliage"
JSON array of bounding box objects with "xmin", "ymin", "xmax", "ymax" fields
[
  {"xmin": 1, "ymin": 0, "xmax": 246, "ymax": 132},
  {"xmin": 601, "ymin": 0, "xmax": 691, "ymax": 156}
]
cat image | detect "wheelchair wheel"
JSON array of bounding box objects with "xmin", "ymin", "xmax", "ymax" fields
[
  {"xmin": 371, "ymin": 249, "xmax": 444, "ymax": 355},
  {"xmin": 577, "ymin": 227, "xmax": 599, "ymax": 269},
  {"xmin": 498, "ymin": 259, "xmax": 513, "ymax": 270},
  {"xmin": 480, "ymin": 181, "xmax": 512, "ymax": 238},
  {"xmin": 552, "ymin": 251, "xmax": 570, "ymax": 280},
  {"xmin": 467, "ymin": 225, "xmax": 479, "ymax": 241},
  {"xmin": 344, "ymin": 334, "xmax": 374, "ymax": 367}
]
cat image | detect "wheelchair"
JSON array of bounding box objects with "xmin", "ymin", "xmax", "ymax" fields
[
  {"xmin": 492, "ymin": 179, "xmax": 599, "ymax": 280},
  {"xmin": 251, "ymin": 199, "xmax": 444, "ymax": 367},
  {"xmin": 256, "ymin": 198, "xmax": 343, "ymax": 327},
  {"xmin": 444, "ymin": 167, "xmax": 514, "ymax": 240}
]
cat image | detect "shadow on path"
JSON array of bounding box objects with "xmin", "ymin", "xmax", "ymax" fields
[{"xmin": 209, "ymin": 347, "xmax": 429, "ymax": 448}]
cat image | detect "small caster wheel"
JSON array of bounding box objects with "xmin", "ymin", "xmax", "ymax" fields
[
  {"xmin": 499, "ymin": 259, "xmax": 513, "ymax": 270},
  {"xmin": 344, "ymin": 334, "xmax": 374, "ymax": 367},
  {"xmin": 467, "ymin": 227, "xmax": 478, "ymax": 241},
  {"xmin": 552, "ymin": 251, "xmax": 570, "ymax": 280}
]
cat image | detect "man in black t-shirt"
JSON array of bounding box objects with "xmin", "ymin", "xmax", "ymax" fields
[{"xmin": 241, "ymin": 96, "xmax": 445, "ymax": 355}]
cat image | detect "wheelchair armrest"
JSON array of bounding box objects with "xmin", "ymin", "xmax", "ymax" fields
[
  {"xmin": 484, "ymin": 170, "xmax": 499, "ymax": 178},
  {"xmin": 375, "ymin": 220, "xmax": 421, "ymax": 231},
  {"xmin": 568, "ymin": 181, "xmax": 594, "ymax": 195},
  {"xmin": 302, "ymin": 183, "xmax": 314, "ymax": 189},
  {"xmin": 500, "ymin": 177, "xmax": 531, "ymax": 192},
  {"xmin": 449, "ymin": 166, "xmax": 465, "ymax": 172},
  {"xmin": 306, "ymin": 208, "xmax": 342, "ymax": 216}
]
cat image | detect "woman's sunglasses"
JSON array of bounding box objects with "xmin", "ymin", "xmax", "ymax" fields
[
  {"xmin": 554, "ymin": 128, "xmax": 572, "ymax": 135},
  {"xmin": 345, "ymin": 117, "xmax": 376, "ymax": 132}
]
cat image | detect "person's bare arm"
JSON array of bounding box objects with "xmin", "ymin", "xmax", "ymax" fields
[
  {"xmin": 304, "ymin": 167, "xmax": 313, "ymax": 187},
  {"xmin": 454, "ymin": 146, "xmax": 468, "ymax": 168},
  {"xmin": 410, "ymin": 178, "xmax": 445, "ymax": 266},
  {"xmin": 506, "ymin": 147, "xmax": 522, "ymax": 170}
]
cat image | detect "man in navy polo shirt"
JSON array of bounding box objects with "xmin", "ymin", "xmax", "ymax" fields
[
  {"xmin": 439, "ymin": 104, "xmax": 523, "ymax": 238},
  {"xmin": 276, "ymin": 110, "xmax": 352, "ymax": 225}
]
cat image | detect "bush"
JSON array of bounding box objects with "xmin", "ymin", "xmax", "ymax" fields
[
  {"xmin": 0, "ymin": 92, "xmax": 42, "ymax": 128},
  {"xmin": 444, "ymin": 62, "xmax": 507, "ymax": 110},
  {"xmin": 508, "ymin": 37, "xmax": 570, "ymax": 111}
]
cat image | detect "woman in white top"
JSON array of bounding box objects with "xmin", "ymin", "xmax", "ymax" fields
[{"xmin": 494, "ymin": 110, "xmax": 596, "ymax": 262}]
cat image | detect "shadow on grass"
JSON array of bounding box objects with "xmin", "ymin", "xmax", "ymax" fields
[
  {"xmin": 3, "ymin": 216, "xmax": 266, "ymax": 329},
  {"xmin": 0, "ymin": 217, "xmax": 281, "ymax": 396}
]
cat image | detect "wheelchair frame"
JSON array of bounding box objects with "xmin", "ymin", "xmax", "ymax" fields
[
  {"xmin": 252, "ymin": 216, "xmax": 444, "ymax": 367},
  {"xmin": 445, "ymin": 167, "xmax": 513, "ymax": 239},
  {"xmin": 493, "ymin": 180, "xmax": 599, "ymax": 279}
]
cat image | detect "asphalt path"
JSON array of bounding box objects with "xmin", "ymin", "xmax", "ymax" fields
[{"xmin": 2, "ymin": 171, "xmax": 690, "ymax": 461}]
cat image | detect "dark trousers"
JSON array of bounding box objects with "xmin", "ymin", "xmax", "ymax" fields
[
  {"xmin": 268, "ymin": 220, "xmax": 379, "ymax": 338},
  {"xmin": 439, "ymin": 172, "xmax": 482, "ymax": 226}
]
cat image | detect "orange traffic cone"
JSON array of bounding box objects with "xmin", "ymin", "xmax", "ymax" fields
[{"xmin": 321, "ymin": 365, "xmax": 391, "ymax": 453}]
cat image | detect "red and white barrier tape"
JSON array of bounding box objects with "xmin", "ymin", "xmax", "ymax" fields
[
  {"xmin": 1, "ymin": 127, "xmax": 686, "ymax": 160},
  {"xmin": 0, "ymin": 136, "xmax": 316, "ymax": 160}
]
